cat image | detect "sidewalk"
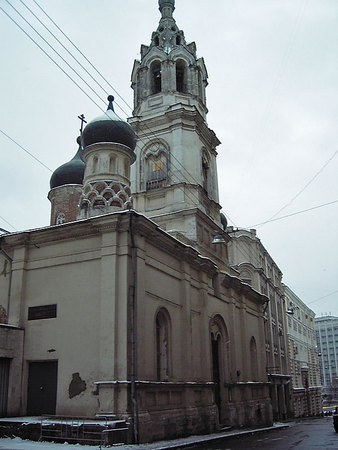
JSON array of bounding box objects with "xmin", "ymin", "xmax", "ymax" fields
[
  {"xmin": 0, "ymin": 423, "xmax": 289, "ymax": 449},
  {"xmin": 119, "ymin": 423, "xmax": 289, "ymax": 449}
]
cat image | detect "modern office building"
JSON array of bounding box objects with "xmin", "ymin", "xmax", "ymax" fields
[{"xmin": 315, "ymin": 315, "xmax": 338, "ymax": 405}]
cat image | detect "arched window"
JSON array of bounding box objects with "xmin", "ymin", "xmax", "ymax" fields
[
  {"xmin": 202, "ymin": 149, "xmax": 210, "ymax": 193},
  {"xmin": 56, "ymin": 213, "xmax": 66, "ymax": 225},
  {"xmin": 210, "ymin": 315, "xmax": 229, "ymax": 421},
  {"xmin": 93, "ymin": 155, "xmax": 99, "ymax": 173},
  {"xmin": 156, "ymin": 309, "xmax": 170, "ymax": 381},
  {"xmin": 109, "ymin": 156, "xmax": 116, "ymax": 173},
  {"xmin": 151, "ymin": 61, "xmax": 161, "ymax": 94},
  {"xmin": 124, "ymin": 158, "xmax": 130, "ymax": 178},
  {"xmin": 250, "ymin": 337, "xmax": 258, "ymax": 381},
  {"xmin": 176, "ymin": 60, "xmax": 186, "ymax": 93},
  {"xmin": 142, "ymin": 141, "xmax": 169, "ymax": 191},
  {"xmin": 146, "ymin": 153, "xmax": 167, "ymax": 190},
  {"xmin": 240, "ymin": 270, "xmax": 252, "ymax": 286}
]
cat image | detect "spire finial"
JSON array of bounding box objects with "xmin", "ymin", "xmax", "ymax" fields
[
  {"xmin": 78, "ymin": 114, "xmax": 87, "ymax": 135},
  {"xmin": 158, "ymin": 0, "xmax": 175, "ymax": 17},
  {"xmin": 107, "ymin": 95, "xmax": 115, "ymax": 111}
]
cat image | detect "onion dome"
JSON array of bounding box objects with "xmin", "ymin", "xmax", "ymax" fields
[
  {"xmin": 50, "ymin": 137, "xmax": 85, "ymax": 189},
  {"xmin": 82, "ymin": 96, "xmax": 136, "ymax": 151}
]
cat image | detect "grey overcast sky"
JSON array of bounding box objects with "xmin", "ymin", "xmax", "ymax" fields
[{"xmin": 0, "ymin": 0, "xmax": 337, "ymax": 316}]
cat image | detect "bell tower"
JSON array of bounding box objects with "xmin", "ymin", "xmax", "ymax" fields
[{"xmin": 129, "ymin": 0, "xmax": 225, "ymax": 259}]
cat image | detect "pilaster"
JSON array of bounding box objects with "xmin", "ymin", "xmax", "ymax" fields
[{"xmin": 9, "ymin": 245, "xmax": 28, "ymax": 327}]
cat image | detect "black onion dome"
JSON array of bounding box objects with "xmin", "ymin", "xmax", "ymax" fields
[
  {"xmin": 50, "ymin": 137, "xmax": 85, "ymax": 189},
  {"xmin": 82, "ymin": 96, "xmax": 136, "ymax": 151}
]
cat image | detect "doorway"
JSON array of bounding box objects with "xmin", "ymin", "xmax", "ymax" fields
[
  {"xmin": 211, "ymin": 335, "xmax": 221, "ymax": 418},
  {"xmin": 27, "ymin": 361, "xmax": 58, "ymax": 415},
  {"xmin": 0, "ymin": 358, "xmax": 10, "ymax": 417}
]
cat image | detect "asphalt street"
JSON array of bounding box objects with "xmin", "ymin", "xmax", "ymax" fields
[{"xmin": 186, "ymin": 416, "xmax": 337, "ymax": 450}]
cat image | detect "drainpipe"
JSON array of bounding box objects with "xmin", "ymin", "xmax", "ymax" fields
[
  {"xmin": 128, "ymin": 210, "xmax": 139, "ymax": 444},
  {"xmin": 0, "ymin": 236, "xmax": 13, "ymax": 322}
]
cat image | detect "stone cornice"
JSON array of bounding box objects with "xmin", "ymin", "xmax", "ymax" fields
[
  {"xmin": 130, "ymin": 104, "xmax": 219, "ymax": 149},
  {"xmin": 132, "ymin": 212, "xmax": 217, "ymax": 276},
  {"xmin": 165, "ymin": 105, "xmax": 220, "ymax": 148},
  {"xmin": 2, "ymin": 211, "xmax": 217, "ymax": 278},
  {"xmin": 220, "ymin": 272, "xmax": 267, "ymax": 306},
  {"xmin": 1, "ymin": 212, "xmax": 131, "ymax": 247}
]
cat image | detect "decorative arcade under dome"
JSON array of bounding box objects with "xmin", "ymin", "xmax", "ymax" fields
[{"xmin": 78, "ymin": 96, "xmax": 136, "ymax": 219}]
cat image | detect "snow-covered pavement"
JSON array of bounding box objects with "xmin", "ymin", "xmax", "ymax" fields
[
  {"xmin": 0, "ymin": 423, "xmax": 289, "ymax": 449},
  {"xmin": 0, "ymin": 437, "xmax": 104, "ymax": 449}
]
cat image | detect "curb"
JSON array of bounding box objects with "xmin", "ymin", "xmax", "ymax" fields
[{"xmin": 119, "ymin": 423, "xmax": 290, "ymax": 449}]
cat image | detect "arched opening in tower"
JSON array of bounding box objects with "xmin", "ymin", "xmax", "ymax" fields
[
  {"xmin": 151, "ymin": 61, "xmax": 162, "ymax": 94},
  {"xmin": 176, "ymin": 60, "xmax": 186, "ymax": 93}
]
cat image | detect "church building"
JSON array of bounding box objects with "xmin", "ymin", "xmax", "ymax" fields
[{"xmin": 0, "ymin": 1, "xmax": 275, "ymax": 444}]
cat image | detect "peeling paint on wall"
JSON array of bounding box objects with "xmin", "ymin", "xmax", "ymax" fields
[{"xmin": 68, "ymin": 372, "xmax": 86, "ymax": 399}]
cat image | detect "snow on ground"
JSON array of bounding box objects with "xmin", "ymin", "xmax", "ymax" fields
[
  {"xmin": 0, "ymin": 437, "xmax": 105, "ymax": 449},
  {"xmin": 0, "ymin": 423, "xmax": 289, "ymax": 449}
]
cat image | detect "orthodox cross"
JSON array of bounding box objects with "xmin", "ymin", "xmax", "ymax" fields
[{"xmin": 78, "ymin": 114, "xmax": 87, "ymax": 135}]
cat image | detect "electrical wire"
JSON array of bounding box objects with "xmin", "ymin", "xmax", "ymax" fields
[
  {"xmin": 0, "ymin": 216, "xmax": 17, "ymax": 232},
  {"xmin": 31, "ymin": 0, "xmax": 132, "ymax": 113},
  {"xmin": 18, "ymin": 0, "xmax": 130, "ymax": 117},
  {"xmin": 0, "ymin": 128, "xmax": 52, "ymax": 172},
  {"xmin": 251, "ymin": 0, "xmax": 308, "ymax": 156},
  {"xmin": 259, "ymin": 149, "xmax": 338, "ymax": 226},
  {"xmin": 0, "ymin": 5, "xmax": 107, "ymax": 116},
  {"xmin": 307, "ymin": 290, "xmax": 338, "ymax": 306},
  {"xmin": 247, "ymin": 199, "xmax": 338, "ymax": 228},
  {"xmin": 4, "ymin": 0, "xmax": 107, "ymax": 110}
]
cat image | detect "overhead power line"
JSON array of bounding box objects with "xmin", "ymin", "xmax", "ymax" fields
[
  {"xmin": 0, "ymin": 216, "xmax": 17, "ymax": 232},
  {"xmin": 260, "ymin": 149, "xmax": 338, "ymax": 226},
  {"xmin": 31, "ymin": 0, "xmax": 132, "ymax": 113},
  {"xmin": 4, "ymin": 0, "xmax": 107, "ymax": 110},
  {"xmin": 0, "ymin": 4, "xmax": 115, "ymax": 122},
  {"xmin": 0, "ymin": 128, "xmax": 52, "ymax": 172},
  {"xmin": 18, "ymin": 0, "xmax": 130, "ymax": 117},
  {"xmin": 248, "ymin": 199, "xmax": 338, "ymax": 228},
  {"xmin": 251, "ymin": 0, "xmax": 308, "ymax": 157},
  {"xmin": 307, "ymin": 290, "xmax": 338, "ymax": 306}
]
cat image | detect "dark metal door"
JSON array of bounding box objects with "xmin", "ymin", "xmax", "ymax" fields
[
  {"xmin": 0, "ymin": 358, "xmax": 10, "ymax": 417},
  {"xmin": 27, "ymin": 361, "xmax": 58, "ymax": 415}
]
